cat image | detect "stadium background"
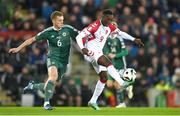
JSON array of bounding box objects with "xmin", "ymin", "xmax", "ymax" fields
[{"xmin": 0, "ymin": 0, "xmax": 179, "ymax": 108}]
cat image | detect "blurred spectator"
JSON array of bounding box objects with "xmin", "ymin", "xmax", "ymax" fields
[
  {"xmin": 136, "ymin": 6, "xmax": 148, "ymax": 25},
  {"xmin": 132, "ymin": 72, "xmax": 148, "ymax": 106},
  {"xmin": 148, "ymin": 0, "xmax": 162, "ymax": 16},
  {"xmin": 0, "ymin": 0, "xmax": 12, "ymax": 27},
  {"xmin": 94, "ymin": 0, "xmax": 103, "ymax": 8},
  {"xmin": 152, "ymin": 9, "xmax": 162, "ymax": 25},
  {"xmin": 160, "ymin": 53, "xmax": 170, "ymax": 72},
  {"xmin": 144, "ymin": 17, "xmax": 158, "ymax": 36},
  {"xmin": 168, "ymin": 9, "xmax": 179, "ymax": 25},
  {"xmin": 172, "ymin": 68, "xmax": 180, "ymax": 88},
  {"xmin": 17, "ymin": 66, "xmax": 32, "ymax": 88},
  {"xmin": 171, "ymin": 17, "xmax": 180, "ymax": 35},
  {"xmin": 172, "ymin": 57, "xmax": 180, "ymax": 74},
  {"xmin": 83, "ymin": 0, "xmax": 96, "ymax": 21},
  {"xmin": 60, "ymin": 6, "xmax": 70, "ymax": 24},
  {"xmin": 156, "ymin": 68, "xmax": 172, "ymax": 91},
  {"xmin": 130, "ymin": 17, "xmax": 144, "ymax": 37},
  {"xmin": 146, "ymin": 67, "xmax": 158, "ymax": 87},
  {"xmin": 135, "ymin": 48, "xmax": 147, "ymax": 72},
  {"xmin": 0, "ymin": 36, "xmax": 6, "ymax": 65},
  {"xmin": 100, "ymin": 0, "xmax": 110, "ymax": 9},
  {"xmin": 81, "ymin": 79, "xmax": 92, "ymax": 106},
  {"xmin": 71, "ymin": 5, "xmax": 83, "ymax": 29},
  {"xmin": 29, "ymin": 47, "xmax": 46, "ymax": 74},
  {"xmin": 41, "ymin": 1, "xmax": 54, "ymax": 25},
  {"xmin": 172, "ymin": 68, "xmax": 180, "ymax": 87},
  {"xmin": 151, "ymin": 56, "xmax": 161, "ymax": 76},
  {"xmin": 157, "ymin": 26, "xmax": 171, "ymax": 47},
  {"xmin": 1, "ymin": 64, "xmax": 19, "ymax": 101},
  {"xmin": 123, "ymin": 0, "xmax": 138, "ymax": 14},
  {"xmin": 64, "ymin": 79, "xmax": 81, "ymax": 106},
  {"xmin": 52, "ymin": 81, "xmax": 68, "ymax": 106},
  {"xmin": 119, "ymin": 6, "xmax": 134, "ymax": 25}
]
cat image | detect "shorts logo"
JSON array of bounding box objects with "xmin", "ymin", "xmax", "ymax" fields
[
  {"xmin": 105, "ymin": 30, "xmax": 108, "ymax": 34},
  {"xmin": 62, "ymin": 32, "xmax": 66, "ymax": 36}
]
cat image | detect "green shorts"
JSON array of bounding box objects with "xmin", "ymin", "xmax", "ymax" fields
[
  {"xmin": 46, "ymin": 57, "xmax": 67, "ymax": 79},
  {"xmin": 108, "ymin": 75, "xmax": 115, "ymax": 81}
]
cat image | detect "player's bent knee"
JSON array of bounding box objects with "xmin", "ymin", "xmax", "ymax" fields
[
  {"xmin": 99, "ymin": 71, "xmax": 108, "ymax": 83},
  {"xmin": 97, "ymin": 55, "xmax": 112, "ymax": 67},
  {"xmin": 48, "ymin": 76, "xmax": 58, "ymax": 82},
  {"xmin": 48, "ymin": 66, "xmax": 58, "ymax": 82}
]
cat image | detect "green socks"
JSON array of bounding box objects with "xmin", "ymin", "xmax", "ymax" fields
[
  {"xmin": 31, "ymin": 80, "xmax": 55, "ymax": 105},
  {"xmin": 116, "ymin": 89, "xmax": 125, "ymax": 103},
  {"xmin": 44, "ymin": 80, "xmax": 55, "ymax": 102},
  {"xmin": 33, "ymin": 83, "xmax": 45, "ymax": 91}
]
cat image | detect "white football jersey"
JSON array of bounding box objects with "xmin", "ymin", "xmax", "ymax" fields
[
  {"xmin": 76, "ymin": 19, "xmax": 135, "ymax": 53},
  {"xmin": 82, "ymin": 20, "xmax": 117, "ymax": 52}
]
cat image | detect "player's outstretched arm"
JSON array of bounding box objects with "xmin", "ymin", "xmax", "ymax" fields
[
  {"xmin": 9, "ymin": 36, "xmax": 36, "ymax": 53},
  {"xmin": 117, "ymin": 29, "xmax": 144, "ymax": 47}
]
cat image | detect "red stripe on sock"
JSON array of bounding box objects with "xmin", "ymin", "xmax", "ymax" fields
[
  {"xmin": 107, "ymin": 63, "xmax": 113, "ymax": 67},
  {"xmin": 100, "ymin": 78, "xmax": 107, "ymax": 83}
]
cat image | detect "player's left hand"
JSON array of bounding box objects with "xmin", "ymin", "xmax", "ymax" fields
[{"xmin": 134, "ymin": 38, "xmax": 144, "ymax": 47}]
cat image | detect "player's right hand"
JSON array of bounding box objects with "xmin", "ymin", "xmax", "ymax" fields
[
  {"xmin": 9, "ymin": 48, "xmax": 20, "ymax": 53},
  {"xmin": 82, "ymin": 48, "xmax": 94, "ymax": 56},
  {"xmin": 134, "ymin": 38, "xmax": 144, "ymax": 47}
]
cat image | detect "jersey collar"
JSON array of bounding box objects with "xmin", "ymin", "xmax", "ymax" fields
[
  {"xmin": 100, "ymin": 19, "xmax": 108, "ymax": 27},
  {"xmin": 52, "ymin": 26, "xmax": 61, "ymax": 31}
]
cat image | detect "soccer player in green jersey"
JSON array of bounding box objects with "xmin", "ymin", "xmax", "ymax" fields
[
  {"xmin": 103, "ymin": 22, "xmax": 133, "ymax": 108},
  {"xmin": 9, "ymin": 11, "xmax": 79, "ymax": 110}
]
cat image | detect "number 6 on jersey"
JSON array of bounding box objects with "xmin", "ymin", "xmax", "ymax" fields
[{"xmin": 57, "ymin": 39, "xmax": 62, "ymax": 47}]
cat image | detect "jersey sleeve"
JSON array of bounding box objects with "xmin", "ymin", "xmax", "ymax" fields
[
  {"xmin": 67, "ymin": 25, "xmax": 80, "ymax": 41},
  {"xmin": 85, "ymin": 20, "xmax": 100, "ymax": 35},
  {"xmin": 35, "ymin": 29, "xmax": 48, "ymax": 41},
  {"xmin": 115, "ymin": 28, "xmax": 135, "ymax": 41},
  {"xmin": 109, "ymin": 23, "xmax": 117, "ymax": 32}
]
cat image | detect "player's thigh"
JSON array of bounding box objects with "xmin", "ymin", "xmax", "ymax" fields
[
  {"xmin": 48, "ymin": 66, "xmax": 58, "ymax": 81},
  {"xmin": 47, "ymin": 58, "xmax": 59, "ymax": 81},
  {"xmin": 57, "ymin": 64, "xmax": 67, "ymax": 80},
  {"xmin": 97, "ymin": 55, "xmax": 112, "ymax": 67}
]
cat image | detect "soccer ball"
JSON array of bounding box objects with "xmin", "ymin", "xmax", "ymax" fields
[{"xmin": 122, "ymin": 68, "xmax": 136, "ymax": 82}]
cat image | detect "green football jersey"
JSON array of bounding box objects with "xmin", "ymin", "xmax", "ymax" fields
[
  {"xmin": 35, "ymin": 25, "xmax": 79, "ymax": 64},
  {"xmin": 103, "ymin": 37, "xmax": 128, "ymax": 70}
]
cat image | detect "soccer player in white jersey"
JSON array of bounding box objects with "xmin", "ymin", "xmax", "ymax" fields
[{"xmin": 76, "ymin": 9, "xmax": 144, "ymax": 110}]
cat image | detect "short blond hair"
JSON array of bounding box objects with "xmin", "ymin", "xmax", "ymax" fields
[
  {"xmin": 50, "ymin": 11, "xmax": 63, "ymax": 20},
  {"xmin": 111, "ymin": 21, "xmax": 118, "ymax": 26}
]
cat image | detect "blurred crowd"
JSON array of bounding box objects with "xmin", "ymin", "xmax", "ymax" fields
[{"xmin": 0, "ymin": 0, "xmax": 180, "ymax": 107}]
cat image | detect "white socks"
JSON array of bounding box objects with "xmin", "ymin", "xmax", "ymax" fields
[
  {"xmin": 89, "ymin": 80, "xmax": 105, "ymax": 103},
  {"xmin": 107, "ymin": 65, "xmax": 124, "ymax": 85},
  {"xmin": 44, "ymin": 101, "xmax": 50, "ymax": 107},
  {"xmin": 89, "ymin": 65, "xmax": 125, "ymax": 104}
]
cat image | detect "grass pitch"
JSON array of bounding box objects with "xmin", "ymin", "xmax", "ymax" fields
[{"xmin": 0, "ymin": 107, "xmax": 180, "ymax": 116}]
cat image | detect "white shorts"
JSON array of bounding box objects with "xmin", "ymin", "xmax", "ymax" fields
[{"xmin": 84, "ymin": 51, "xmax": 107, "ymax": 74}]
